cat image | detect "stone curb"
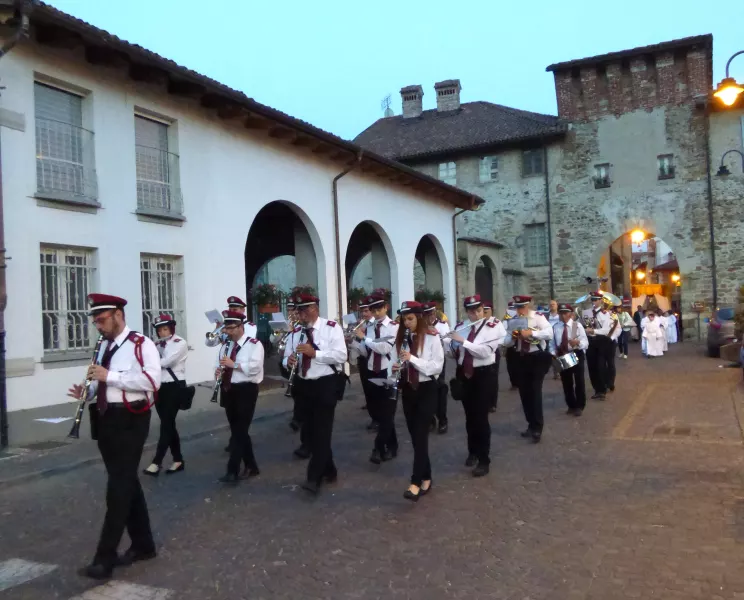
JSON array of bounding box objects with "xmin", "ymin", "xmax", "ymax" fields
[{"xmin": 0, "ymin": 408, "xmax": 292, "ymax": 490}]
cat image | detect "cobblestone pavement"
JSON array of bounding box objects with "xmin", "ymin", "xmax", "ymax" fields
[{"xmin": 1, "ymin": 343, "xmax": 743, "ymax": 599}]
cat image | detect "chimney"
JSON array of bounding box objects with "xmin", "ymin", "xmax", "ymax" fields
[
  {"xmin": 434, "ymin": 79, "xmax": 461, "ymax": 112},
  {"xmin": 400, "ymin": 84, "xmax": 424, "ymax": 119}
]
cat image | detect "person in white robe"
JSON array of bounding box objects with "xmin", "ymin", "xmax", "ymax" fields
[
  {"xmin": 640, "ymin": 315, "xmax": 649, "ymax": 355},
  {"xmin": 657, "ymin": 311, "xmax": 668, "ymax": 353},
  {"xmin": 642, "ymin": 313, "xmax": 665, "ymax": 357},
  {"xmin": 665, "ymin": 311, "xmax": 678, "ymax": 344}
]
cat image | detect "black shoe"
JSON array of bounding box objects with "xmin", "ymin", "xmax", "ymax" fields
[
  {"xmin": 165, "ymin": 462, "xmax": 184, "ymax": 474},
  {"xmin": 520, "ymin": 429, "xmax": 532, "ymax": 438},
  {"xmin": 301, "ymin": 480, "xmax": 319, "ymax": 495},
  {"xmin": 289, "ymin": 419, "xmax": 300, "ymax": 432},
  {"xmin": 608, "ymin": 386, "xmax": 615, "ymax": 392},
  {"xmin": 241, "ymin": 466, "xmax": 260, "ymax": 478},
  {"xmin": 595, "ymin": 394, "xmax": 606, "ymax": 401},
  {"xmin": 369, "ymin": 449, "xmax": 382, "ymax": 464},
  {"xmin": 380, "ymin": 449, "xmax": 395, "ymax": 462},
  {"xmin": 438, "ymin": 422, "xmax": 448, "ymax": 434},
  {"xmin": 218, "ymin": 473, "xmax": 239, "ymax": 484},
  {"xmin": 472, "ymin": 463, "xmax": 490, "ymax": 477},
  {"xmin": 293, "ymin": 446, "xmax": 311, "ymax": 459},
  {"xmin": 464, "ymin": 454, "xmax": 478, "ymax": 467},
  {"xmin": 142, "ymin": 464, "xmax": 160, "ymax": 477},
  {"xmin": 531, "ymin": 431, "xmax": 542, "ymax": 443},
  {"xmin": 566, "ymin": 408, "xmax": 574, "ymax": 415},
  {"xmin": 573, "ymin": 409, "xmax": 583, "ymax": 417},
  {"xmin": 489, "ymin": 404, "xmax": 497, "ymax": 413},
  {"xmin": 403, "ymin": 486, "xmax": 420, "ymax": 502},
  {"xmin": 78, "ymin": 563, "xmax": 113, "ymax": 580},
  {"xmin": 420, "ymin": 481, "xmax": 433, "ymax": 496},
  {"xmin": 115, "ymin": 547, "xmax": 157, "ymax": 567},
  {"xmin": 366, "ymin": 420, "xmax": 379, "ymax": 432}
]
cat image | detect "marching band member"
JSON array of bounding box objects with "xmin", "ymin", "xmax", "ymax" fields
[
  {"xmin": 549, "ymin": 303, "xmax": 588, "ymax": 416},
  {"xmin": 355, "ymin": 292, "xmax": 399, "ymax": 464},
  {"xmin": 284, "ymin": 294, "xmax": 348, "ymax": 494},
  {"xmin": 482, "ymin": 301, "xmax": 500, "ymax": 413},
  {"xmin": 582, "ymin": 291, "xmax": 613, "ymax": 400},
  {"xmin": 446, "ymin": 294, "xmax": 506, "ymax": 477},
  {"xmin": 503, "ymin": 295, "xmax": 553, "ymax": 443},
  {"xmin": 606, "ymin": 306, "xmax": 621, "ymax": 392},
  {"xmin": 503, "ymin": 301, "xmax": 519, "ymax": 390},
  {"xmin": 424, "ymin": 302, "xmax": 450, "ymax": 434},
  {"xmin": 67, "ymin": 294, "xmax": 160, "ymax": 579},
  {"xmin": 216, "ymin": 310, "xmax": 264, "ymax": 484},
  {"xmin": 205, "ymin": 296, "xmax": 257, "ymax": 347},
  {"xmin": 350, "ymin": 299, "xmax": 377, "ymax": 429},
  {"xmin": 144, "ymin": 313, "xmax": 188, "ymax": 477},
  {"xmin": 394, "ymin": 301, "xmax": 444, "ymax": 501}
]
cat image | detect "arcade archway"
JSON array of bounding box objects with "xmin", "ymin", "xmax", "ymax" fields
[
  {"xmin": 475, "ymin": 255, "xmax": 496, "ymax": 305},
  {"xmin": 413, "ymin": 235, "xmax": 445, "ymax": 298},
  {"xmin": 346, "ymin": 221, "xmax": 394, "ymax": 309}
]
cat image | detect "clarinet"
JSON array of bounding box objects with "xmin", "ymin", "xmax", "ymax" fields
[
  {"xmin": 210, "ymin": 342, "xmax": 229, "ymax": 403},
  {"xmin": 68, "ymin": 335, "xmax": 105, "ymax": 439},
  {"xmin": 284, "ymin": 327, "xmax": 306, "ymax": 398},
  {"xmin": 389, "ymin": 332, "xmax": 410, "ymax": 401}
]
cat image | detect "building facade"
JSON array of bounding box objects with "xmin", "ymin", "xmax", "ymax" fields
[
  {"xmin": 355, "ymin": 35, "xmax": 744, "ymax": 332},
  {"xmin": 0, "ymin": 4, "xmax": 482, "ymax": 420}
]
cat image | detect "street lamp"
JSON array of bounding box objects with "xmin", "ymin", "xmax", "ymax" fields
[
  {"xmin": 630, "ymin": 229, "xmax": 645, "ymax": 244},
  {"xmin": 716, "ymin": 148, "xmax": 744, "ymax": 177},
  {"xmin": 713, "ymin": 50, "xmax": 744, "ymax": 107},
  {"xmin": 636, "ymin": 271, "xmax": 646, "ymax": 281}
]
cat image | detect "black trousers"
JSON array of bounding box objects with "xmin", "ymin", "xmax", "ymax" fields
[
  {"xmin": 295, "ymin": 375, "xmax": 338, "ymax": 484},
  {"xmin": 489, "ymin": 356, "xmax": 500, "ymax": 408},
  {"xmin": 152, "ymin": 381, "xmax": 183, "ymax": 465},
  {"xmin": 368, "ymin": 369, "xmax": 398, "ymax": 453},
  {"xmin": 402, "ymin": 381, "xmax": 437, "ymax": 485},
  {"xmin": 459, "ymin": 366, "xmax": 493, "ymax": 465},
  {"xmin": 223, "ymin": 382, "xmax": 259, "ymax": 475},
  {"xmin": 357, "ymin": 356, "xmax": 375, "ymax": 422},
  {"xmin": 94, "ymin": 405, "xmax": 154, "ymax": 566},
  {"xmin": 505, "ymin": 346, "xmax": 519, "ymax": 387},
  {"xmin": 559, "ymin": 351, "xmax": 587, "ymax": 410},
  {"xmin": 605, "ymin": 341, "xmax": 617, "ymax": 389},
  {"xmin": 586, "ymin": 336, "xmax": 612, "ymax": 394},
  {"xmin": 514, "ymin": 350, "xmax": 552, "ymax": 433}
]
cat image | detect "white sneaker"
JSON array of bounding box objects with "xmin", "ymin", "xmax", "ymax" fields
[{"xmin": 623, "ymin": 354, "xmax": 628, "ymax": 359}]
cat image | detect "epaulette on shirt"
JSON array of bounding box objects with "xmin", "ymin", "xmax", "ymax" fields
[
  {"xmin": 327, "ymin": 320, "xmax": 337, "ymax": 327},
  {"xmin": 427, "ymin": 327, "xmax": 438, "ymax": 336},
  {"xmin": 127, "ymin": 331, "xmax": 146, "ymax": 344},
  {"xmin": 249, "ymin": 338, "xmax": 259, "ymax": 344},
  {"xmin": 456, "ymin": 321, "xmax": 464, "ymax": 329},
  {"xmin": 486, "ymin": 321, "xmax": 498, "ymax": 328}
]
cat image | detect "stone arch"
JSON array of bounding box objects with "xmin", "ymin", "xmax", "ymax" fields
[
  {"xmin": 475, "ymin": 255, "xmax": 496, "ymax": 305},
  {"xmin": 244, "ymin": 200, "xmax": 327, "ymax": 317},
  {"xmin": 344, "ymin": 220, "xmax": 398, "ymax": 311},
  {"xmin": 413, "ymin": 234, "xmax": 449, "ymax": 299}
]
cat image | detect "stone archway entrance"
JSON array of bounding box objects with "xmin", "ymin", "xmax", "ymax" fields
[
  {"xmin": 346, "ymin": 221, "xmax": 393, "ymax": 309},
  {"xmin": 413, "ymin": 235, "xmax": 445, "ymax": 298},
  {"xmin": 475, "ymin": 255, "xmax": 496, "ymax": 305}
]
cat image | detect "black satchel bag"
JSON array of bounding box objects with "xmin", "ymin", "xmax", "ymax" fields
[
  {"xmin": 449, "ymin": 376, "xmax": 464, "ymax": 401},
  {"xmin": 330, "ymin": 364, "xmax": 350, "ymax": 401},
  {"xmin": 166, "ymin": 368, "xmax": 195, "ymax": 410}
]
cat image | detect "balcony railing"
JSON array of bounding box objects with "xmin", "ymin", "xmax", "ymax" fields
[
  {"xmin": 135, "ymin": 145, "xmax": 184, "ymax": 217},
  {"xmin": 36, "ymin": 118, "xmax": 98, "ymax": 203}
]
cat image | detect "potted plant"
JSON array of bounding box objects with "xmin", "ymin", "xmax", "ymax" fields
[
  {"xmin": 415, "ymin": 288, "xmax": 446, "ymax": 307},
  {"xmin": 347, "ymin": 287, "xmax": 367, "ymax": 311},
  {"xmin": 252, "ymin": 283, "xmax": 282, "ymax": 314}
]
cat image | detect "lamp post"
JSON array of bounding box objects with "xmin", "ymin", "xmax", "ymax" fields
[
  {"xmin": 715, "ymin": 148, "xmax": 744, "ymax": 177},
  {"xmin": 713, "ymin": 51, "xmax": 744, "ymax": 107}
]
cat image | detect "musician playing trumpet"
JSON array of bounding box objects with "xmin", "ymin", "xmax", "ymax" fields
[
  {"xmin": 503, "ymin": 295, "xmax": 553, "ymax": 443},
  {"xmin": 393, "ymin": 301, "xmax": 444, "ymax": 501},
  {"xmin": 205, "ymin": 296, "xmax": 257, "ymax": 347},
  {"xmin": 445, "ymin": 294, "xmax": 506, "ymax": 477},
  {"xmin": 549, "ymin": 303, "xmax": 589, "ymax": 416}
]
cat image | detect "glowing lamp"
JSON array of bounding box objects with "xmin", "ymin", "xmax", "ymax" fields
[
  {"xmin": 713, "ymin": 78, "xmax": 744, "ymax": 106},
  {"xmin": 671, "ymin": 274, "xmax": 680, "ymax": 283},
  {"xmin": 630, "ymin": 229, "xmax": 645, "ymax": 244},
  {"xmin": 636, "ymin": 271, "xmax": 646, "ymax": 281}
]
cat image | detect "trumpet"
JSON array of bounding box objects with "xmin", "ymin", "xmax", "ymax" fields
[
  {"xmin": 68, "ymin": 335, "xmax": 105, "ymax": 439},
  {"xmin": 344, "ymin": 318, "xmax": 373, "ymax": 343},
  {"xmin": 211, "ymin": 342, "xmax": 229, "ymax": 403},
  {"xmin": 206, "ymin": 323, "xmax": 225, "ymax": 345},
  {"xmin": 285, "ymin": 327, "xmax": 307, "ymax": 398},
  {"xmin": 271, "ymin": 320, "xmax": 297, "ymax": 354}
]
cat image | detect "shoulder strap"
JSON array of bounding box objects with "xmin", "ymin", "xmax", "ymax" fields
[{"xmin": 166, "ymin": 367, "xmax": 180, "ymax": 383}]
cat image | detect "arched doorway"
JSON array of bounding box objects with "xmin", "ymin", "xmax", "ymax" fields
[
  {"xmin": 245, "ymin": 201, "xmax": 323, "ymax": 338},
  {"xmin": 475, "ymin": 255, "xmax": 496, "ymax": 305},
  {"xmin": 413, "ymin": 235, "xmax": 444, "ymax": 297},
  {"xmin": 345, "ymin": 221, "xmax": 394, "ymax": 311}
]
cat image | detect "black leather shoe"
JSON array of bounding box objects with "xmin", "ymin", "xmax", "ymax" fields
[
  {"xmin": 241, "ymin": 466, "xmax": 260, "ymax": 478},
  {"xmin": 366, "ymin": 420, "xmax": 379, "ymax": 432},
  {"xmin": 566, "ymin": 408, "xmax": 574, "ymax": 415},
  {"xmin": 420, "ymin": 481, "xmax": 433, "ymax": 496},
  {"xmin": 369, "ymin": 449, "xmax": 382, "ymax": 464},
  {"xmin": 293, "ymin": 446, "xmax": 311, "ymax": 459},
  {"xmin": 165, "ymin": 462, "xmax": 184, "ymax": 474},
  {"xmin": 472, "ymin": 463, "xmax": 490, "ymax": 477},
  {"xmin": 438, "ymin": 422, "xmax": 448, "ymax": 434},
  {"xmin": 142, "ymin": 464, "xmax": 160, "ymax": 477},
  {"xmin": 78, "ymin": 563, "xmax": 113, "ymax": 580},
  {"xmin": 289, "ymin": 419, "xmax": 300, "ymax": 432},
  {"xmin": 520, "ymin": 429, "xmax": 532, "ymax": 438},
  {"xmin": 464, "ymin": 454, "xmax": 478, "ymax": 467},
  {"xmin": 531, "ymin": 431, "xmax": 542, "ymax": 443},
  {"xmin": 301, "ymin": 480, "xmax": 319, "ymax": 495},
  {"xmin": 403, "ymin": 487, "xmax": 420, "ymax": 502},
  {"xmin": 224, "ymin": 445, "xmax": 231, "ymax": 453},
  {"xmin": 115, "ymin": 548, "xmax": 157, "ymax": 567},
  {"xmin": 218, "ymin": 473, "xmax": 239, "ymax": 484},
  {"xmin": 590, "ymin": 393, "xmax": 603, "ymax": 400}
]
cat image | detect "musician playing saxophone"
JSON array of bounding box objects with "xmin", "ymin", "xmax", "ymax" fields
[
  {"xmin": 444, "ymin": 294, "xmax": 506, "ymax": 477},
  {"xmin": 549, "ymin": 303, "xmax": 589, "ymax": 417},
  {"xmin": 502, "ymin": 295, "xmax": 553, "ymax": 443}
]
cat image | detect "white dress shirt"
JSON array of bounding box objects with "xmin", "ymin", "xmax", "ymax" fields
[
  {"xmin": 550, "ymin": 319, "xmax": 589, "ymax": 355},
  {"xmin": 156, "ymin": 335, "xmax": 188, "ymax": 382},
  {"xmin": 445, "ymin": 318, "xmax": 507, "ymax": 367},
  {"xmin": 205, "ymin": 322, "xmax": 257, "ymax": 347},
  {"xmin": 548, "ymin": 312, "xmax": 560, "ymax": 327},
  {"xmin": 433, "ymin": 319, "xmax": 450, "ymax": 337},
  {"xmin": 364, "ymin": 316, "xmax": 399, "ymax": 372},
  {"xmin": 89, "ymin": 326, "xmax": 162, "ymax": 404},
  {"xmin": 502, "ymin": 311, "xmax": 553, "ymax": 352},
  {"xmin": 406, "ymin": 330, "xmax": 445, "ymax": 381},
  {"xmin": 582, "ymin": 307, "xmax": 613, "ymax": 337},
  {"xmin": 282, "ymin": 317, "xmax": 348, "ymax": 380},
  {"xmin": 214, "ymin": 332, "xmax": 264, "ymax": 384},
  {"xmin": 608, "ymin": 313, "xmax": 622, "ymax": 341}
]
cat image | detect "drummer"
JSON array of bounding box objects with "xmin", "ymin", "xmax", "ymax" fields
[{"xmin": 549, "ymin": 303, "xmax": 589, "ymax": 416}]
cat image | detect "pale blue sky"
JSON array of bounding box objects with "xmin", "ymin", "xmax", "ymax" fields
[{"xmin": 47, "ymin": 0, "xmax": 744, "ymax": 140}]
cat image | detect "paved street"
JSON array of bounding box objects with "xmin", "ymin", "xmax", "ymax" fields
[{"xmin": 1, "ymin": 343, "xmax": 744, "ymax": 599}]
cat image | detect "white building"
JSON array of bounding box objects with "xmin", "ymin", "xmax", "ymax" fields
[{"xmin": 0, "ymin": 3, "xmax": 482, "ymax": 419}]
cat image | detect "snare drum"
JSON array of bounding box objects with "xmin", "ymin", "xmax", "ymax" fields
[{"xmin": 555, "ymin": 352, "xmax": 579, "ymax": 371}]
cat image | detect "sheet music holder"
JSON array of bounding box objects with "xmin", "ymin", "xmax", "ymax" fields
[
  {"xmin": 269, "ymin": 320, "xmax": 291, "ymax": 332},
  {"xmin": 205, "ymin": 309, "xmax": 222, "ymax": 324}
]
